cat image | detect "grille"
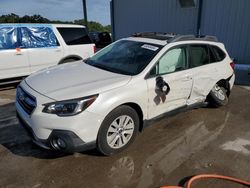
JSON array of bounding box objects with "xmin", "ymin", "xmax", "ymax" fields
[{"xmin": 16, "ymin": 86, "xmax": 36, "ymax": 115}]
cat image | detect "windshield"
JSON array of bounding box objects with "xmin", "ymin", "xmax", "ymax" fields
[{"xmin": 85, "ymin": 40, "xmax": 162, "ymax": 75}]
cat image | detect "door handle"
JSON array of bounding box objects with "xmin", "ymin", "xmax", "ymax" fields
[{"xmin": 55, "ymin": 49, "xmax": 62, "ymax": 52}]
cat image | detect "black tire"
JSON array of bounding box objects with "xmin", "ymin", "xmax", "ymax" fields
[
  {"xmin": 207, "ymin": 84, "xmax": 228, "ymax": 108},
  {"xmin": 97, "ymin": 105, "xmax": 139, "ymax": 156}
]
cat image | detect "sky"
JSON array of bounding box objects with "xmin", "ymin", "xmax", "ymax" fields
[{"xmin": 0, "ymin": 0, "xmax": 111, "ymax": 25}]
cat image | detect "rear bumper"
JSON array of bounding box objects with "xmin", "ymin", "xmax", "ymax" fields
[{"xmin": 16, "ymin": 111, "xmax": 96, "ymax": 152}]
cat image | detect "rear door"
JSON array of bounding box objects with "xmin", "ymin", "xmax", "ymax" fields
[
  {"xmin": 56, "ymin": 27, "xmax": 95, "ymax": 59},
  {"xmin": 20, "ymin": 25, "xmax": 63, "ymax": 73},
  {"xmin": 187, "ymin": 44, "xmax": 220, "ymax": 103},
  {"xmin": 146, "ymin": 46, "xmax": 193, "ymax": 119},
  {"xmin": 0, "ymin": 25, "xmax": 30, "ymax": 80}
]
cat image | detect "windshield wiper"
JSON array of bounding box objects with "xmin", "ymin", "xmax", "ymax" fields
[
  {"xmin": 91, "ymin": 63, "xmax": 116, "ymax": 73},
  {"xmin": 84, "ymin": 59, "xmax": 132, "ymax": 75}
]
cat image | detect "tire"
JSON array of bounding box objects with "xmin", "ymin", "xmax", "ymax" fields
[
  {"xmin": 207, "ymin": 84, "xmax": 228, "ymax": 108},
  {"xmin": 97, "ymin": 105, "xmax": 139, "ymax": 156}
]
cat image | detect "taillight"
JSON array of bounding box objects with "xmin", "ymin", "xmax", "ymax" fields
[
  {"xmin": 93, "ymin": 45, "xmax": 97, "ymax": 53},
  {"xmin": 230, "ymin": 61, "xmax": 235, "ymax": 70}
]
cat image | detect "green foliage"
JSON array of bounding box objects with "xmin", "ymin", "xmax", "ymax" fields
[
  {"xmin": 0, "ymin": 14, "xmax": 111, "ymax": 33},
  {"xmin": 72, "ymin": 19, "xmax": 111, "ymax": 32}
]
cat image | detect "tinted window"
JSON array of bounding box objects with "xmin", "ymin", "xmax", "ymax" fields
[
  {"xmin": 20, "ymin": 26, "xmax": 59, "ymax": 48},
  {"xmin": 208, "ymin": 47, "xmax": 217, "ymax": 63},
  {"xmin": 85, "ymin": 40, "xmax": 162, "ymax": 75},
  {"xmin": 0, "ymin": 26, "xmax": 18, "ymax": 50},
  {"xmin": 189, "ymin": 45, "xmax": 209, "ymax": 68},
  {"xmin": 158, "ymin": 47, "xmax": 187, "ymax": 74},
  {"xmin": 57, "ymin": 27, "xmax": 92, "ymax": 45},
  {"xmin": 210, "ymin": 46, "xmax": 226, "ymax": 62}
]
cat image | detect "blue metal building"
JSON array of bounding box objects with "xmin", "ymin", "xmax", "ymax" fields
[{"xmin": 111, "ymin": 0, "xmax": 250, "ymax": 65}]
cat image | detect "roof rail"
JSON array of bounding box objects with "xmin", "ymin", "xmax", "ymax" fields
[
  {"xmin": 169, "ymin": 35, "xmax": 218, "ymax": 43},
  {"xmin": 132, "ymin": 32, "xmax": 176, "ymax": 41},
  {"xmin": 132, "ymin": 32, "xmax": 218, "ymax": 43}
]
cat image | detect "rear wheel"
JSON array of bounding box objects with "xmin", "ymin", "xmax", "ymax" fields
[
  {"xmin": 97, "ymin": 106, "xmax": 139, "ymax": 155},
  {"xmin": 208, "ymin": 84, "xmax": 228, "ymax": 107}
]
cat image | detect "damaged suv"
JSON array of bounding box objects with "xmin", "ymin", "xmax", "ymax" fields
[{"xmin": 16, "ymin": 33, "xmax": 235, "ymax": 155}]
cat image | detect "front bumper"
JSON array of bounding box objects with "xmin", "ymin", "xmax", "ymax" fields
[
  {"xmin": 16, "ymin": 81, "xmax": 104, "ymax": 152},
  {"xmin": 17, "ymin": 111, "xmax": 96, "ymax": 152}
]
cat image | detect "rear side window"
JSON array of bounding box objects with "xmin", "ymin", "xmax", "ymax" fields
[
  {"xmin": 57, "ymin": 27, "xmax": 92, "ymax": 45},
  {"xmin": 0, "ymin": 26, "xmax": 18, "ymax": 50},
  {"xmin": 189, "ymin": 45, "xmax": 210, "ymax": 68},
  {"xmin": 210, "ymin": 46, "xmax": 226, "ymax": 62},
  {"xmin": 20, "ymin": 26, "xmax": 59, "ymax": 48},
  {"xmin": 208, "ymin": 47, "xmax": 217, "ymax": 63}
]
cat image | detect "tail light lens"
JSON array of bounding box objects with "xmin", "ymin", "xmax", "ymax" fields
[
  {"xmin": 93, "ymin": 45, "xmax": 97, "ymax": 53},
  {"xmin": 230, "ymin": 61, "xmax": 235, "ymax": 70}
]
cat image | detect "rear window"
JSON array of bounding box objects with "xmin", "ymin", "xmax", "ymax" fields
[{"xmin": 57, "ymin": 27, "xmax": 92, "ymax": 45}]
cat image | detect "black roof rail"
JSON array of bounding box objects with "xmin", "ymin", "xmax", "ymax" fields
[
  {"xmin": 132, "ymin": 32, "xmax": 176, "ymax": 41},
  {"xmin": 169, "ymin": 35, "xmax": 218, "ymax": 43},
  {"xmin": 132, "ymin": 32, "xmax": 218, "ymax": 43}
]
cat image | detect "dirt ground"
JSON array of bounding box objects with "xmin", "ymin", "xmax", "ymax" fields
[{"xmin": 0, "ymin": 85, "xmax": 249, "ymax": 188}]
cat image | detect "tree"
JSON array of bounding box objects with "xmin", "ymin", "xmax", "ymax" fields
[{"xmin": 0, "ymin": 14, "xmax": 111, "ymax": 33}]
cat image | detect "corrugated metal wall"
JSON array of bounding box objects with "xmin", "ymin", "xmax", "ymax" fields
[
  {"xmin": 112, "ymin": 0, "xmax": 250, "ymax": 65},
  {"xmin": 200, "ymin": 0, "xmax": 250, "ymax": 64},
  {"xmin": 112, "ymin": 0, "xmax": 198, "ymax": 39}
]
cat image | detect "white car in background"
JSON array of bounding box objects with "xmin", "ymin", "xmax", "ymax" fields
[
  {"xmin": 0, "ymin": 23, "xmax": 95, "ymax": 84},
  {"xmin": 16, "ymin": 33, "xmax": 235, "ymax": 155}
]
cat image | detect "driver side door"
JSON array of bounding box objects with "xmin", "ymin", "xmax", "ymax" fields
[{"xmin": 146, "ymin": 45, "xmax": 193, "ymax": 119}]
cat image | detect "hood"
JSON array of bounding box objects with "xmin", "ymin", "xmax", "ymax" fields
[{"xmin": 25, "ymin": 61, "xmax": 131, "ymax": 101}]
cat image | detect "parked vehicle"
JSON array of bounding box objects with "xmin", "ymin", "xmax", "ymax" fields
[
  {"xmin": 89, "ymin": 31, "xmax": 112, "ymax": 48},
  {"xmin": 16, "ymin": 33, "xmax": 235, "ymax": 155},
  {"xmin": 89, "ymin": 31, "xmax": 100, "ymax": 43},
  {"xmin": 0, "ymin": 23, "xmax": 95, "ymax": 84}
]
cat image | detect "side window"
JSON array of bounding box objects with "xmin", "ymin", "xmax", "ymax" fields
[
  {"xmin": 208, "ymin": 47, "xmax": 217, "ymax": 63},
  {"xmin": 20, "ymin": 26, "xmax": 59, "ymax": 48},
  {"xmin": 210, "ymin": 46, "xmax": 226, "ymax": 62},
  {"xmin": 189, "ymin": 45, "xmax": 209, "ymax": 68},
  {"xmin": 158, "ymin": 47, "xmax": 187, "ymax": 74},
  {"xmin": 57, "ymin": 27, "xmax": 92, "ymax": 45},
  {"xmin": 0, "ymin": 26, "xmax": 18, "ymax": 50}
]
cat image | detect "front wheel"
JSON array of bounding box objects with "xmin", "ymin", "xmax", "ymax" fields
[
  {"xmin": 97, "ymin": 106, "xmax": 139, "ymax": 155},
  {"xmin": 208, "ymin": 84, "xmax": 228, "ymax": 107}
]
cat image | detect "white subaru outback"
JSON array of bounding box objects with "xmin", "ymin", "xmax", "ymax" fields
[{"xmin": 16, "ymin": 33, "xmax": 235, "ymax": 155}]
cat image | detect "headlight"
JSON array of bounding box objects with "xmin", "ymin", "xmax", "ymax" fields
[{"xmin": 43, "ymin": 94, "xmax": 98, "ymax": 116}]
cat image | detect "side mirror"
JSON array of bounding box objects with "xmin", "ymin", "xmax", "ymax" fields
[{"xmin": 156, "ymin": 76, "xmax": 170, "ymax": 95}]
